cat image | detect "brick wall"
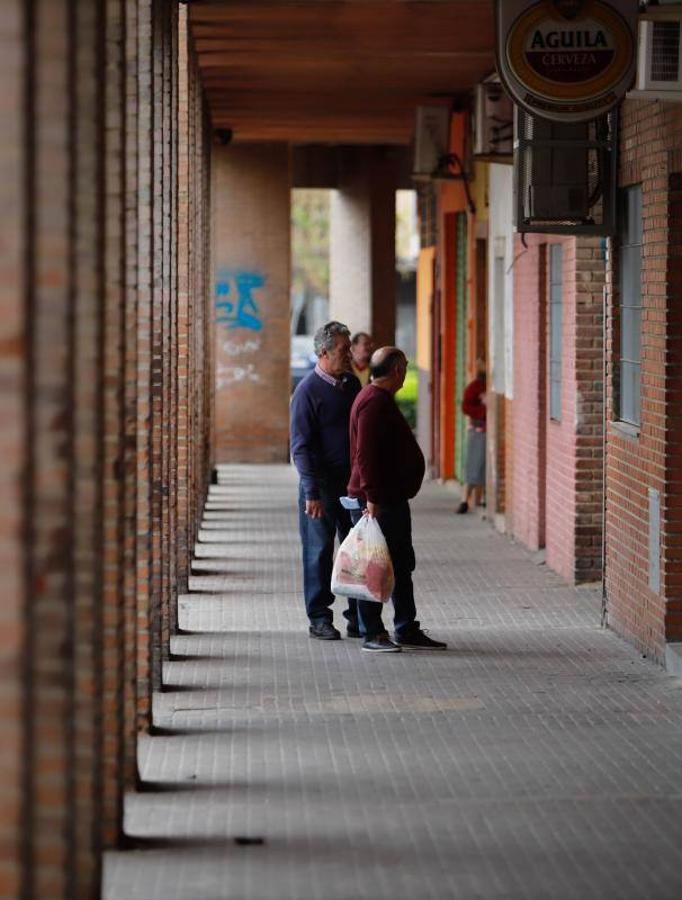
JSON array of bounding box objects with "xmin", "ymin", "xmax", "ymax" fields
[
  {"xmin": 0, "ymin": 2, "xmax": 214, "ymax": 895},
  {"xmin": 0, "ymin": 3, "xmax": 25, "ymax": 895},
  {"xmin": 664, "ymin": 171, "xmax": 682, "ymax": 643},
  {"xmin": 213, "ymin": 143, "xmax": 291, "ymax": 464},
  {"xmin": 511, "ymin": 234, "xmax": 604, "ymax": 583},
  {"xmin": 572, "ymin": 239, "xmax": 605, "ymax": 583},
  {"xmin": 511, "ymin": 237, "xmax": 546, "ymax": 552},
  {"xmin": 605, "ymin": 100, "xmax": 682, "ymax": 662}
]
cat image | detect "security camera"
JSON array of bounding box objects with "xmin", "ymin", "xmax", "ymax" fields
[{"xmin": 214, "ymin": 128, "xmax": 233, "ymax": 146}]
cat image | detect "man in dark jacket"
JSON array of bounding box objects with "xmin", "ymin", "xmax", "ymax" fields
[
  {"xmin": 290, "ymin": 321, "xmax": 362, "ymax": 640},
  {"xmin": 347, "ymin": 346, "xmax": 447, "ymax": 653}
]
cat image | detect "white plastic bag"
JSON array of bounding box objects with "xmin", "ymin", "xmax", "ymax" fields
[{"xmin": 331, "ymin": 515, "xmax": 395, "ymax": 604}]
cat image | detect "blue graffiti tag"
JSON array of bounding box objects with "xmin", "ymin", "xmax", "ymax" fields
[{"xmin": 214, "ymin": 269, "xmax": 265, "ymax": 331}]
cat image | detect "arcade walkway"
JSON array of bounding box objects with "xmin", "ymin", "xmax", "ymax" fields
[{"xmin": 103, "ymin": 465, "xmax": 682, "ymax": 900}]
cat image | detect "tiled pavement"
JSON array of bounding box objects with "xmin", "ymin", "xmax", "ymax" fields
[{"xmin": 103, "ymin": 464, "xmax": 682, "ymax": 900}]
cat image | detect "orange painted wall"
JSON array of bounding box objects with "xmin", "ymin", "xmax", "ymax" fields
[
  {"xmin": 416, "ymin": 248, "xmax": 434, "ymax": 372},
  {"xmin": 434, "ymin": 112, "xmax": 489, "ymax": 480},
  {"xmin": 416, "ymin": 247, "xmax": 435, "ymax": 461}
]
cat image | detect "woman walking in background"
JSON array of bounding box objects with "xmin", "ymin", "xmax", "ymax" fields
[{"xmin": 456, "ymin": 359, "xmax": 487, "ymax": 515}]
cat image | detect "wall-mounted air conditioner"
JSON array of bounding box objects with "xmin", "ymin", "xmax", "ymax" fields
[
  {"xmin": 514, "ymin": 109, "xmax": 617, "ymax": 236},
  {"xmin": 473, "ymin": 80, "xmax": 513, "ymax": 161},
  {"xmin": 630, "ymin": 15, "xmax": 682, "ymax": 100},
  {"xmin": 412, "ymin": 106, "xmax": 450, "ymax": 181}
]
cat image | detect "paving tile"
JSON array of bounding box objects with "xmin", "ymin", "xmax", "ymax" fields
[{"xmin": 103, "ymin": 465, "xmax": 682, "ymax": 900}]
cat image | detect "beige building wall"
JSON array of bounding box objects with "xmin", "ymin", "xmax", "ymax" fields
[{"xmin": 212, "ymin": 143, "xmax": 291, "ymax": 462}]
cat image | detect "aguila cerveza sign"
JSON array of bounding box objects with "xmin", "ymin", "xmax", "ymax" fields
[{"xmin": 496, "ymin": 0, "xmax": 637, "ymax": 121}]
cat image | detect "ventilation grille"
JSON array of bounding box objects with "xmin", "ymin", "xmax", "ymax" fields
[
  {"xmin": 651, "ymin": 20, "xmax": 681, "ymax": 81},
  {"xmin": 634, "ymin": 18, "xmax": 682, "ymax": 93}
]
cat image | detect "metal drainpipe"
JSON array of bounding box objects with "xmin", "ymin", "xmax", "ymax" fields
[{"xmin": 600, "ymin": 240, "xmax": 610, "ymax": 628}]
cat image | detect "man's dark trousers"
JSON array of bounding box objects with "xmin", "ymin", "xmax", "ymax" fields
[
  {"xmin": 298, "ymin": 472, "xmax": 358, "ymax": 627},
  {"xmin": 350, "ymin": 500, "xmax": 418, "ymax": 639}
]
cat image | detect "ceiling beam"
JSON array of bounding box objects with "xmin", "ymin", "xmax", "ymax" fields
[{"xmin": 188, "ymin": 0, "xmax": 495, "ymax": 145}]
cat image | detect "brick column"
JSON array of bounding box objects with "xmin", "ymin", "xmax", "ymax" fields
[
  {"xmin": 0, "ymin": 2, "xmax": 25, "ymax": 894},
  {"xmin": 0, "ymin": 2, "xmax": 214, "ymax": 892},
  {"xmin": 329, "ymin": 147, "xmax": 397, "ymax": 348},
  {"xmin": 122, "ymin": 0, "xmax": 141, "ymax": 791},
  {"xmin": 134, "ymin": 0, "xmax": 155, "ymax": 732},
  {"xmin": 663, "ymin": 168, "xmax": 682, "ymax": 643},
  {"xmin": 72, "ymin": 0, "xmax": 104, "ymax": 885},
  {"xmin": 101, "ymin": 0, "xmax": 126, "ymax": 849},
  {"xmin": 572, "ymin": 238, "xmax": 605, "ymax": 583},
  {"xmin": 177, "ymin": 5, "xmax": 191, "ymax": 592},
  {"xmin": 26, "ymin": 3, "xmax": 76, "ymax": 894},
  {"xmin": 213, "ymin": 143, "xmax": 291, "ymax": 463}
]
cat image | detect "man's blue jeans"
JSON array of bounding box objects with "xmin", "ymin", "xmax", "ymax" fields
[
  {"xmin": 350, "ymin": 500, "xmax": 419, "ymax": 640},
  {"xmin": 298, "ymin": 475, "xmax": 358, "ymax": 627}
]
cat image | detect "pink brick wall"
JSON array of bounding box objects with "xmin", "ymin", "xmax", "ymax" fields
[
  {"xmin": 511, "ymin": 238, "xmax": 546, "ymax": 552},
  {"xmin": 545, "ymin": 238, "xmax": 578, "ymax": 581},
  {"xmin": 511, "ymin": 234, "xmax": 604, "ymax": 584}
]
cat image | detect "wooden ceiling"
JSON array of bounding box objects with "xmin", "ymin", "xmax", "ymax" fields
[{"xmin": 189, "ymin": 1, "xmax": 495, "ymax": 144}]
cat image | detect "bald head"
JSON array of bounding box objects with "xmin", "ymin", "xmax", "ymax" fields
[{"xmin": 369, "ymin": 346, "xmax": 407, "ymax": 390}]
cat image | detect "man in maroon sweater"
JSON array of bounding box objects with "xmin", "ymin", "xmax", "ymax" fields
[{"xmin": 347, "ymin": 347, "xmax": 448, "ymax": 652}]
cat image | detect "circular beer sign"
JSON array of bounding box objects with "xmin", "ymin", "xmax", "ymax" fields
[{"xmin": 504, "ymin": 0, "xmax": 635, "ymax": 120}]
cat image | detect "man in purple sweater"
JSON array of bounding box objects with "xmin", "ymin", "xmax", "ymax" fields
[
  {"xmin": 290, "ymin": 321, "xmax": 362, "ymax": 640},
  {"xmin": 348, "ymin": 347, "xmax": 447, "ymax": 652}
]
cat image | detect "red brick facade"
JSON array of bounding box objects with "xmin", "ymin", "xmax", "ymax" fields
[
  {"xmin": 510, "ymin": 234, "xmax": 604, "ymax": 584},
  {"xmin": 0, "ymin": 2, "xmax": 213, "ymax": 895},
  {"xmin": 605, "ymin": 99, "xmax": 682, "ymax": 662}
]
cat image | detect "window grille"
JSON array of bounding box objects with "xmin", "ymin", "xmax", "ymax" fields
[
  {"xmin": 618, "ymin": 185, "xmax": 642, "ymax": 427},
  {"xmin": 549, "ymin": 244, "xmax": 563, "ymax": 421}
]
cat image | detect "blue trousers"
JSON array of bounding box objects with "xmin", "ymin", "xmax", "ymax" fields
[
  {"xmin": 350, "ymin": 500, "xmax": 419, "ymax": 640},
  {"xmin": 298, "ymin": 476, "xmax": 358, "ymax": 626}
]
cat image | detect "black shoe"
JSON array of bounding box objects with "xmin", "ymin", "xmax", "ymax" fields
[
  {"xmin": 395, "ymin": 629, "xmax": 447, "ymax": 650},
  {"xmin": 362, "ymin": 632, "xmax": 401, "ymax": 653},
  {"xmin": 346, "ymin": 620, "xmax": 361, "ymax": 638},
  {"xmin": 309, "ymin": 622, "xmax": 341, "ymax": 641},
  {"xmin": 455, "ymin": 501, "xmax": 469, "ymax": 515}
]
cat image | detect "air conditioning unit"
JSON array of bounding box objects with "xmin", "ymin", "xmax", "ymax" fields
[
  {"xmin": 412, "ymin": 106, "xmax": 450, "ymax": 181},
  {"xmin": 473, "ymin": 80, "xmax": 513, "ymax": 160},
  {"xmin": 514, "ymin": 109, "xmax": 617, "ymax": 236},
  {"xmin": 529, "ymin": 185, "xmax": 589, "ymax": 221},
  {"xmin": 632, "ymin": 16, "xmax": 682, "ymax": 99}
]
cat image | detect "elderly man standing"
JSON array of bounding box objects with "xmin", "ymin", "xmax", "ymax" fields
[
  {"xmin": 290, "ymin": 321, "xmax": 362, "ymax": 640},
  {"xmin": 347, "ymin": 347, "xmax": 448, "ymax": 652}
]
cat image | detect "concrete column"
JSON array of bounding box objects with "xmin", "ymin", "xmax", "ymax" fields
[
  {"xmin": 212, "ymin": 143, "xmax": 291, "ymax": 463},
  {"xmin": 329, "ymin": 147, "xmax": 396, "ymax": 348}
]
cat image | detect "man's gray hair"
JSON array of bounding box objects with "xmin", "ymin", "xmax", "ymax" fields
[{"xmin": 313, "ymin": 321, "xmax": 350, "ymax": 357}]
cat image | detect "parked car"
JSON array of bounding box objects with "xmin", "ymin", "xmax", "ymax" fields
[{"xmin": 290, "ymin": 334, "xmax": 317, "ymax": 391}]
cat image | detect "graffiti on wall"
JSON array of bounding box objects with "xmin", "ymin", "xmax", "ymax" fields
[
  {"xmin": 216, "ymin": 336, "xmax": 263, "ymax": 389},
  {"xmin": 216, "ymin": 361, "xmax": 261, "ymax": 389},
  {"xmin": 215, "ymin": 268, "xmax": 266, "ymax": 390},
  {"xmin": 215, "ymin": 268, "xmax": 265, "ymax": 332}
]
